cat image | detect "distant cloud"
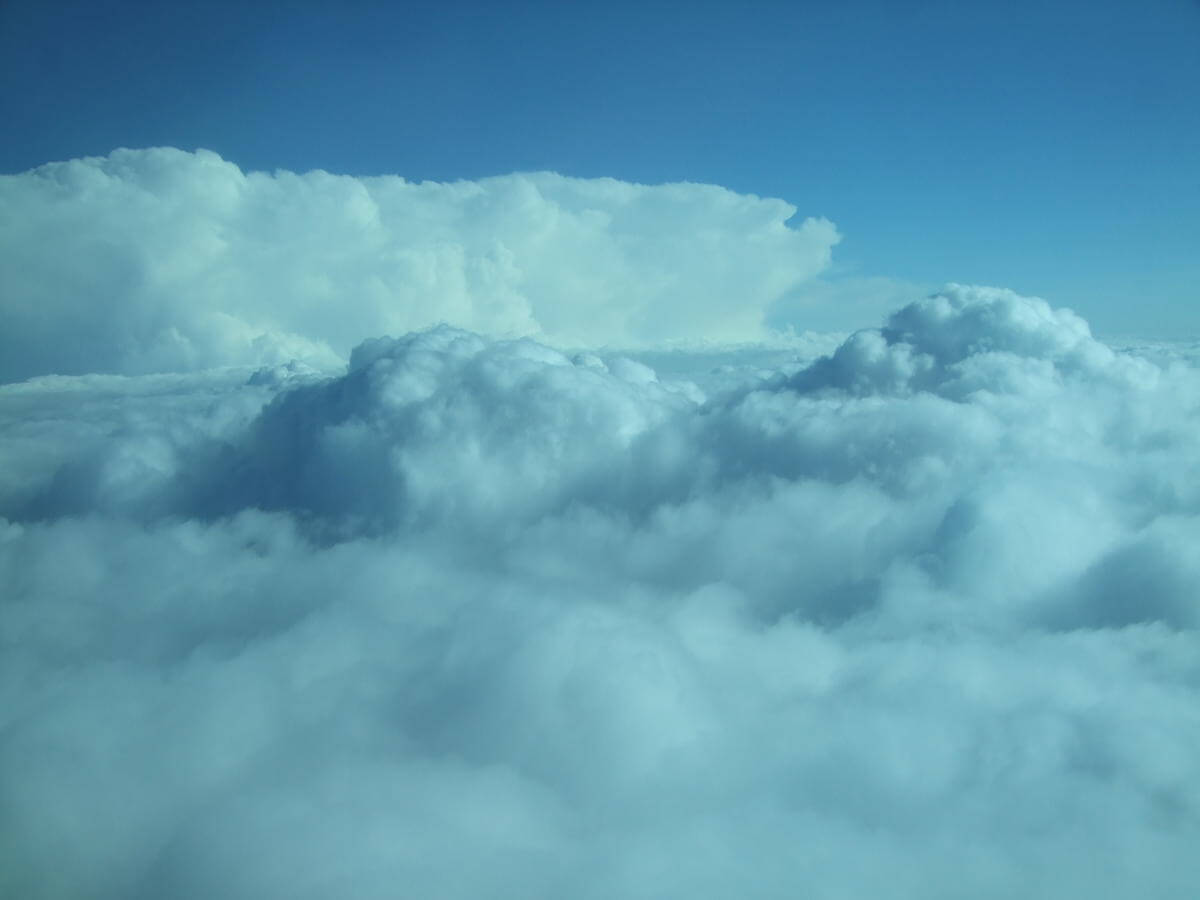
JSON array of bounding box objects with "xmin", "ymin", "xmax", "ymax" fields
[
  {"xmin": 3, "ymin": 273, "xmax": 1199, "ymax": 897},
  {"xmin": 0, "ymin": 147, "xmax": 839, "ymax": 382},
  {"xmin": 766, "ymin": 273, "xmax": 934, "ymax": 334}
]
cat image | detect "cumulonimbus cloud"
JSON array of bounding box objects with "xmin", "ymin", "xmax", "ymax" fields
[
  {"xmin": 2, "ymin": 278, "xmax": 1199, "ymax": 897},
  {"xmin": 0, "ymin": 147, "xmax": 839, "ymax": 382}
]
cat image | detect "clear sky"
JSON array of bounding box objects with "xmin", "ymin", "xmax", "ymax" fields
[{"xmin": 3, "ymin": 0, "xmax": 1197, "ymax": 337}]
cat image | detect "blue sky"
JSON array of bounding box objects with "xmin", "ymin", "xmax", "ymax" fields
[{"xmin": 3, "ymin": 0, "xmax": 1197, "ymax": 336}]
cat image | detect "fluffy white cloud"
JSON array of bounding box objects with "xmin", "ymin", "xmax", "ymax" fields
[
  {"xmin": 0, "ymin": 148, "xmax": 838, "ymax": 382},
  {"xmin": 2, "ymin": 277, "xmax": 1199, "ymax": 898}
]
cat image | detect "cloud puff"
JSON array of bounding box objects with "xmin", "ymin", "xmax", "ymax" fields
[
  {"xmin": 0, "ymin": 147, "xmax": 838, "ymax": 382},
  {"xmin": 3, "ymin": 279, "xmax": 1199, "ymax": 898}
]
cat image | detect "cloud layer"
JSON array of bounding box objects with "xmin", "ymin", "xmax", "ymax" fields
[
  {"xmin": 3, "ymin": 277, "xmax": 1199, "ymax": 897},
  {"xmin": 0, "ymin": 147, "xmax": 838, "ymax": 382}
]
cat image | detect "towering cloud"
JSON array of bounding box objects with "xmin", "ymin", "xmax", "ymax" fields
[
  {"xmin": 0, "ymin": 148, "xmax": 838, "ymax": 382},
  {"xmin": 2, "ymin": 272, "xmax": 1198, "ymax": 897}
]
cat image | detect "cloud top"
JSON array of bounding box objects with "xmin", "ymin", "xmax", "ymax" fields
[
  {"xmin": 0, "ymin": 148, "xmax": 838, "ymax": 382},
  {"xmin": 791, "ymin": 283, "xmax": 1126, "ymax": 396}
]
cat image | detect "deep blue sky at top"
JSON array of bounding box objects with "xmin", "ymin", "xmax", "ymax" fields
[{"xmin": 2, "ymin": 0, "xmax": 1198, "ymax": 336}]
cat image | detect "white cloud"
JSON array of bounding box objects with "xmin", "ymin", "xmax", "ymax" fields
[
  {"xmin": 2, "ymin": 153, "xmax": 1200, "ymax": 899},
  {"xmin": 0, "ymin": 148, "xmax": 838, "ymax": 382}
]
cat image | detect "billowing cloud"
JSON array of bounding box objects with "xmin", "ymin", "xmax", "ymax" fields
[
  {"xmin": 0, "ymin": 147, "xmax": 839, "ymax": 382},
  {"xmin": 3, "ymin": 274, "xmax": 1199, "ymax": 897}
]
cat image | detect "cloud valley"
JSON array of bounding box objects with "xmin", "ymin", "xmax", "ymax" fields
[{"xmin": 2, "ymin": 150, "xmax": 1199, "ymax": 899}]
